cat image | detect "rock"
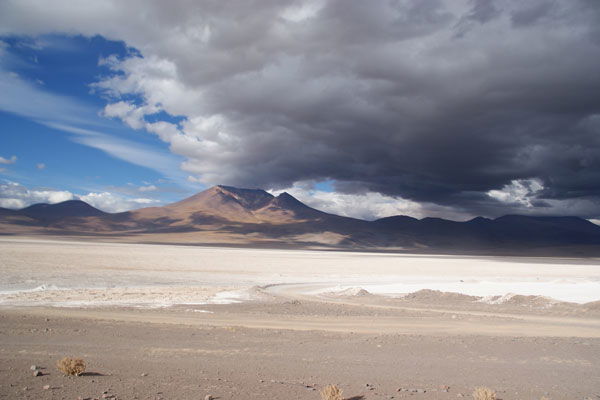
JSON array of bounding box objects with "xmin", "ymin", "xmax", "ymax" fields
[
  {"xmin": 32, "ymin": 370, "xmax": 42, "ymax": 377},
  {"xmin": 43, "ymin": 385, "xmax": 50, "ymax": 390},
  {"xmin": 141, "ymin": 373, "xmax": 148, "ymax": 377},
  {"xmin": 204, "ymin": 395, "xmax": 214, "ymax": 400},
  {"xmin": 29, "ymin": 365, "xmax": 38, "ymax": 371}
]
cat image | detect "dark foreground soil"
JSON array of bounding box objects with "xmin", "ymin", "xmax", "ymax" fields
[{"xmin": 1, "ymin": 306, "xmax": 599, "ymax": 400}]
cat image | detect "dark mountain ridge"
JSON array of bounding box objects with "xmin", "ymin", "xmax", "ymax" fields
[
  {"xmin": 0, "ymin": 200, "xmax": 106, "ymax": 224},
  {"xmin": 2, "ymin": 185, "xmax": 600, "ymax": 255}
]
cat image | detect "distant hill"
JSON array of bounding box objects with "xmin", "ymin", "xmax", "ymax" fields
[
  {"xmin": 20, "ymin": 200, "xmax": 107, "ymax": 222},
  {"xmin": 2, "ymin": 185, "xmax": 600, "ymax": 255}
]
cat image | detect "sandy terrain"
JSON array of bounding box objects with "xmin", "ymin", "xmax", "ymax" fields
[{"xmin": 1, "ymin": 237, "xmax": 600, "ymax": 399}]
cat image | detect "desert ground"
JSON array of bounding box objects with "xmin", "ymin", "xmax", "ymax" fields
[{"xmin": 1, "ymin": 236, "xmax": 599, "ymax": 399}]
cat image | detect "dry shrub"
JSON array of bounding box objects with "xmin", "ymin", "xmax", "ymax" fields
[
  {"xmin": 56, "ymin": 357, "xmax": 86, "ymax": 376},
  {"xmin": 472, "ymin": 386, "xmax": 497, "ymax": 400},
  {"xmin": 320, "ymin": 384, "xmax": 343, "ymax": 400}
]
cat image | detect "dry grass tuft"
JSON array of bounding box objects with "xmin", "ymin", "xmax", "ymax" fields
[
  {"xmin": 56, "ymin": 357, "xmax": 86, "ymax": 376},
  {"xmin": 320, "ymin": 384, "xmax": 343, "ymax": 400},
  {"xmin": 472, "ymin": 386, "xmax": 497, "ymax": 400}
]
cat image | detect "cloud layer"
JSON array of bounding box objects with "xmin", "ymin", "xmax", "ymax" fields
[
  {"xmin": 0, "ymin": 181, "xmax": 157, "ymax": 212},
  {"xmin": 2, "ymin": 0, "xmax": 600, "ymax": 218}
]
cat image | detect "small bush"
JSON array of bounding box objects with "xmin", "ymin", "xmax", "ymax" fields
[
  {"xmin": 472, "ymin": 386, "xmax": 497, "ymax": 400},
  {"xmin": 56, "ymin": 357, "xmax": 86, "ymax": 376},
  {"xmin": 320, "ymin": 384, "xmax": 343, "ymax": 400}
]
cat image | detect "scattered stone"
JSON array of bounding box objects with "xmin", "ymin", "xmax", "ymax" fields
[
  {"xmin": 141, "ymin": 373, "xmax": 148, "ymax": 377},
  {"xmin": 457, "ymin": 394, "xmax": 464, "ymax": 398},
  {"xmin": 29, "ymin": 365, "xmax": 38, "ymax": 371},
  {"xmin": 204, "ymin": 395, "xmax": 214, "ymax": 400},
  {"xmin": 32, "ymin": 370, "xmax": 42, "ymax": 377},
  {"xmin": 42, "ymin": 385, "xmax": 50, "ymax": 390},
  {"xmin": 416, "ymin": 389, "xmax": 426, "ymax": 393},
  {"xmin": 23, "ymin": 387, "xmax": 29, "ymax": 391}
]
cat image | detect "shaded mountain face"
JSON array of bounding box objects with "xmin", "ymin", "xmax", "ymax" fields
[
  {"xmin": 373, "ymin": 214, "xmax": 600, "ymax": 250},
  {"xmin": 15, "ymin": 200, "xmax": 107, "ymax": 222},
  {"xmin": 2, "ymin": 185, "xmax": 600, "ymax": 255}
]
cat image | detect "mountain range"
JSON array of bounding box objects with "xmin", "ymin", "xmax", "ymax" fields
[{"xmin": 2, "ymin": 185, "xmax": 600, "ymax": 256}]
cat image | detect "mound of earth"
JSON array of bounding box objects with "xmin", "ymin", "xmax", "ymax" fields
[
  {"xmin": 327, "ymin": 287, "xmax": 372, "ymax": 297},
  {"xmin": 480, "ymin": 293, "xmax": 562, "ymax": 308},
  {"xmin": 401, "ymin": 289, "xmax": 478, "ymax": 303},
  {"xmin": 583, "ymin": 300, "xmax": 600, "ymax": 311}
]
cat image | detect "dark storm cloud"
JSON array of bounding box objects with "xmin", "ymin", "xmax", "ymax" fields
[{"xmin": 2, "ymin": 0, "xmax": 600, "ymax": 218}]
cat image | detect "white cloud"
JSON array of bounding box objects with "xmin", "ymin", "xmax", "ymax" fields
[
  {"xmin": 138, "ymin": 184, "xmax": 157, "ymax": 192},
  {"xmin": 36, "ymin": 163, "xmax": 45, "ymax": 170},
  {"xmin": 0, "ymin": 181, "xmax": 158, "ymax": 212},
  {"xmin": 187, "ymin": 175, "xmax": 203, "ymax": 183},
  {"xmin": 0, "ymin": 197, "xmax": 23, "ymax": 209},
  {"xmin": 0, "ymin": 181, "xmax": 74, "ymax": 209},
  {"xmin": 0, "ymin": 155, "xmax": 17, "ymax": 164},
  {"xmin": 486, "ymin": 179, "xmax": 600, "ymax": 218},
  {"xmin": 487, "ymin": 178, "xmax": 544, "ymax": 207},
  {"xmin": 271, "ymin": 183, "xmax": 470, "ymax": 221},
  {"xmin": 79, "ymin": 192, "xmax": 158, "ymax": 213},
  {"xmin": 102, "ymin": 101, "xmax": 160, "ymax": 130}
]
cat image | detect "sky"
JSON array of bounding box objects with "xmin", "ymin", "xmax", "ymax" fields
[{"xmin": 0, "ymin": 0, "xmax": 600, "ymax": 220}]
